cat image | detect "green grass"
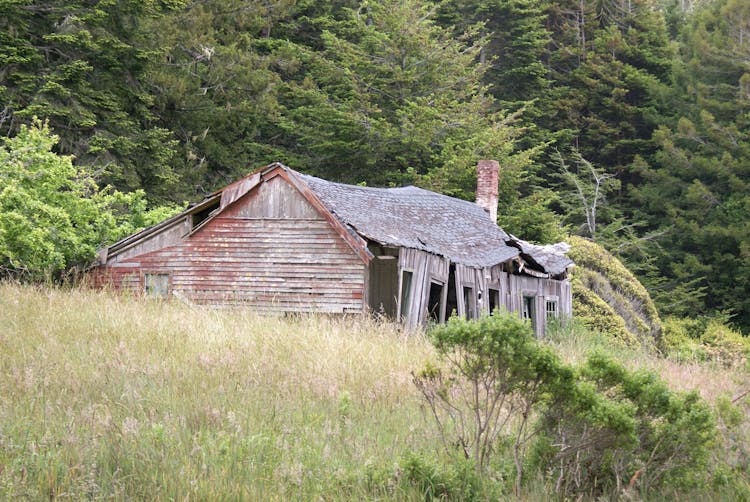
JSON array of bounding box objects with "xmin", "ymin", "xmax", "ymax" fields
[
  {"xmin": 1, "ymin": 284, "xmax": 748, "ymax": 500},
  {"xmin": 0, "ymin": 283, "xmax": 443, "ymax": 500}
]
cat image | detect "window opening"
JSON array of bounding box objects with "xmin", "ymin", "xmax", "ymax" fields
[
  {"xmin": 463, "ymin": 286, "xmax": 475, "ymax": 319},
  {"xmin": 144, "ymin": 273, "xmax": 170, "ymax": 298},
  {"xmin": 427, "ymin": 281, "xmax": 445, "ymax": 322},
  {"xmin": 399, "ymin": 270, "xmax": 413, "ymax": 321},
  {"xmin": 522, "ymin": 296, "xmax": 536, "ymax": 322},
  {"xmin": 488, "ymin": 288, "xmax": 500, "ymax": 315},
  {"xmin": 546, "ymin": 299, "xmax": 558, "ymax": 321}
]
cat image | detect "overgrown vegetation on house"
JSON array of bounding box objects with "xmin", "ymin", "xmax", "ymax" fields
[{"xmin": 567, "ymin": 235, "xmax": 661, "ymax": 348}]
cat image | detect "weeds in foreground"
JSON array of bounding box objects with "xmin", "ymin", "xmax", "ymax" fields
[{"xmin": 1, "ymin": 284, "xmax": 749, "ymax": 500}]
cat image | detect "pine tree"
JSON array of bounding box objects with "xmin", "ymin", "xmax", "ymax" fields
[
  {"xmin": 271, "ymin": 0, "xmax": 518, "ymax": 187},
  {"xmin": 632, "ymin": 0, "xmax": 750, "ymax": 330},
  {"xmin": 0, "ymin": 0, "xmax": 183, "ymax": 200}
]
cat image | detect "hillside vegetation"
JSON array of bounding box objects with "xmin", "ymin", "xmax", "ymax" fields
[{"xmin": 1, "ymin": 283, "xmax": 749, "ymax": 499}]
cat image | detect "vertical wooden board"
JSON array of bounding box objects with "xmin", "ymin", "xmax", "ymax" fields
[
  {"xmin": 439, "ymin": 281, "xmax": 448, "ymax": 323},
  {"xmin": 226, "ymin": 176, "xmax": 321, "ymax": 219},
  {"xmin": 397, "ymin": 248, "xmax": 436, "ymax": 329},
  {"xmin": 454, "ymin": 264, "xmax": 466, "ymax": 318},
  {"xmin": 535, "ymin": 296, "xmax": 545, "ymax": 339},
  {"xmin": 508, "ymin": 275, "xmax": 521, "ymax": 316},
  {"xmin": 477, "ymin": 267, "xmax": 489, "ymax": 315},
  {"xmin": 498, "ymin": 271, "xmax": 509, "ymax": 311},
  {"xmin": 561, "ymin": 280, "xmax": 572, "ymax": 316},
  {"xmin": 409, "ymin": 254, "xmax": 428, "ymax": 329}
]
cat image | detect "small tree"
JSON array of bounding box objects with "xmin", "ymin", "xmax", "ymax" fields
[
  {"xmin": 413, "ymin": 312, "xmax": 570, "ymax": 495},
  {"xmin": 0, "ymin": 119, "xmax": 177, "ymax": 280}
]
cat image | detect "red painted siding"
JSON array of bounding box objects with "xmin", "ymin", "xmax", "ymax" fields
[{"xmin": 93, "ymin": 176, "xmax": 366, "ymax": 313}]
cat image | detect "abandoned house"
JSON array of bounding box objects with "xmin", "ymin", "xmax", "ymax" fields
[{"xmin": 90, "ymin": 160, "xmax": 573, "ymax": 336}]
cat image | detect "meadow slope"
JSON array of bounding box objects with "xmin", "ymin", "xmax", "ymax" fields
[{"xmin": 0, "ymin": 284, "xmax": 747, "ymax": 499}]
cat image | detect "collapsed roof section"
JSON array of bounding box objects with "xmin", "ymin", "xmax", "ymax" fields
[{"xmin": 506, "ymin": 236, "xmax": 574, "ymax": 279}]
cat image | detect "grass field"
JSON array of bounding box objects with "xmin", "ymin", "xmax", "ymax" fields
[{"xmin": 1, "ymin": 283, "xmax": 748, "ymax": 500}]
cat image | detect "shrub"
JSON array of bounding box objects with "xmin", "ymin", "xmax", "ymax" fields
[
  {"xmin": 413, "ymin": 312, "xmax": 572, "ymax": 495},
  {"xmin": 567, "ymin": 235, "xmax": 661, "ymax": 348},
  {"xmin": 414, "ymin": 314, "xmax": 718, "ymax": 500},
  {"xmin": 661, "ymin": 315, "xmax": 749, "ymax": 367},
  {"xmin": 536, "ymin": 353, "xmax": 716, "ymax": 497},
  {"xmin": 398, "ymin": 452, "xmax": 481, "ymax": 501},
  {"xmin": 660, "ymin": 316, "xmax": 708, "ymax": 362}
]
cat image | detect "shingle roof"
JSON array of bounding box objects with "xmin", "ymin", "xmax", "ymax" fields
[
  {"xmin": 296, "ymin": 171, "xmax": 520, "ymax": 267},
  {"xmin": 98, "ymin": 162, "xmax": 572, "ymax": 273}
]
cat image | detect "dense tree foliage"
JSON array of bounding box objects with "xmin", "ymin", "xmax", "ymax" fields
[
  {"xmin": 0, "ymin": 120, "xmax": 177, "ymax": 279},
  {"xmin": 0, "ymin": 0, "xmax": 748, "ymax": 331}
]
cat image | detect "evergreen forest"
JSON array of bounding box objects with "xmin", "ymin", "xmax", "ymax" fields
[{"xmin": 1, "ymin": 0, "xmax": 749, "ymax": 333}]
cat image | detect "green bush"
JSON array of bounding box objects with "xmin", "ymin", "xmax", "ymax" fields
[
  {"xmin": 413, "ymin": 312, "xmax": 571, "ymax": 495},
  {"xmin": 660, "ymin": 316, "xmax": 708, "ymax": 362},
  {"xmin": 536, "ymin": 353, "xmax": 717, "ymax": 497},
  {"xmin": 414, "ymin": 315, "xmax": 719, "ymax": 500},
  {"xmin": 661, "ymin": 316, "xmax": 749, "ymax": 367},
  {"xmin": 398, "ymin": 452, "xmax": 482, "ymax": 501},
  {"xmin": 567, "ymin": 235, "xmax": 661, "ymax": 348}
]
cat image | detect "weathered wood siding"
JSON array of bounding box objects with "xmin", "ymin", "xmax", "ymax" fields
[
  {"xmin": 505, "ymin": 274, "xmax": 572, "ymax": 338},
  {"xmin": 94, "ymin": 175, "xmax": 366, "ymax": 313},
  {"xmin": 107, "ymin": 219, "xmax": 190, "ymax": 264},
  {"xmin": 453, "ymin": 264, "xmax": 482, "ymax": 319},
  {"xmin": 397, "ymin": 249, "xmax": 449, "ymax": 329}
]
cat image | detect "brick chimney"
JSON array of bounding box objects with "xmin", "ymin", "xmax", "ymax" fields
[{"xmin": 476, "ymin": 160, "xmax": 499, "ymax": 223}]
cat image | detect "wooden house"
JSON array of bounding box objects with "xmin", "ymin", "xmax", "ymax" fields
[{"xmin": 90, "ymin": 161, "xmax": 573, "ymax": 336}]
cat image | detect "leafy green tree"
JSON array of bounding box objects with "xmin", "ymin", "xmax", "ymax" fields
[{"xmin": 0, "ymin": 120, "xmax": 175, "ymax": 280}]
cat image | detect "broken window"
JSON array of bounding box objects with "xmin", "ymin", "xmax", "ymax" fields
[
  {"xmin": 488, "ymin": 287, "xmax": 500, "ymax": 315},
  {"xmin": 144, "ymin": 273, "xmax": 170, "ymax": 298},
  {"xmin": 399, "ymin": 270, "xmax": 413, "ymax": 321},
  {"xmin": 463, "ymin": 286, "xmax": 475, "ymax": 319},
  {"xmin": 427, "ymin": 280, "xmax": 445, "ymax": 322},
  {"xmin": 546, "ymin": 298, "xmax": 558, "ymax": 321}
]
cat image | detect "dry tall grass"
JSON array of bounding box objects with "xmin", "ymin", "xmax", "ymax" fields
[
  {"xmin": 0, "ymin": 283, "xmax": 437, "ymax": 500},
  {"xmin": 1, "ymin": 284, "xmax": 747, "ymax": 500}
]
